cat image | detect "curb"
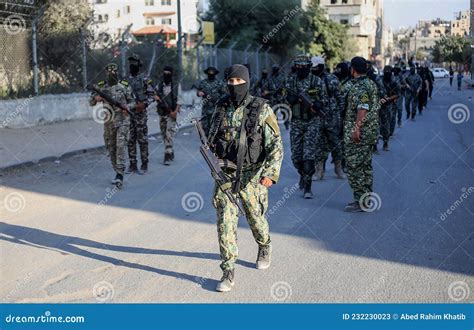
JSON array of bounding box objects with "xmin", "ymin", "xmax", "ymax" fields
[{"xmin": 0, "ymin": 123, "xmax": 194, "ymax": 173}]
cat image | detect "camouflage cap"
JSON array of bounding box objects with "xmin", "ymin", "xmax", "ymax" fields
[
  {"xmin": 293, "ymin": 54, "xmax": 311, "ymax": 66},
  {"xmin": 105, "ymin": 63, "xmax": 118, "ymax": 73}
]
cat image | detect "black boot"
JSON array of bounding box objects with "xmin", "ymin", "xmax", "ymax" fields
[
  {"xmin": 163, "ymin": 153, "xmax": 171, "ymax": 166},
  {"xmin": 113, "ymin": 173, "xmax": 123, "ymax": 189},
  {"xmin": 302, "ymin": 160, "xmax": 315, "ymax": 199},
  {"xmin": 140, "ymin": 162, "xmax": 148, "ymax": 173},
  {"xmin": 383, "ymin": 141, "xmax": 389, "ymax": 151},
  {"xmin": 126, "ymin": 163, "xmax": 138, "ymax": 174}
]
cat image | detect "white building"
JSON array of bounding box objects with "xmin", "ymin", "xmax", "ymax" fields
[{"xmin": 89, "ymin": 0, "xmax": 200, "ymax": 46}]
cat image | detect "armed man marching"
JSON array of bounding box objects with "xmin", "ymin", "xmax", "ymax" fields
[
  {"xmin": 126, "ymin": 54, "xmax": 155, "ymax": 174},
  {"xmin": 285, "ymin": 55, "xmax": 325, "ymax": 199},
  {"xmin": 197, "ymin": 66, "xmax": 227, "ymax": 137},
  {"xmin": 89, "ymin": 63, "xmax": 135, "ymax": 189},
  {"xmin": 203, "ymin": 64, "xmax": 283, "ymax": 292}
]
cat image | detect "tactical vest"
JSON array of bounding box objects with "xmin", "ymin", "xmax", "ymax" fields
[
  {"xmin": 290, "ymin": 76, "xmax": 315, "ymax": 121},
  {"xmin": 211, "ymin": 97, "xmax": 267, "ymax": 167}
]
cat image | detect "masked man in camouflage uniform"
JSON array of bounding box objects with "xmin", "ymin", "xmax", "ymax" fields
[
  {"xmin": 393, "ymin": 66, "xmax": 404, "ymax": 129},
  {"xmin": 208, "ymin": 64, "xmax": 283, "ymax": 292},
  {"xmin": 89, "ymin": 63, "xmax": 135, "ymax": 188},
  {"xmin": 268, "ymin": 65, "xmax": 288, "ymax": 129},
  {"xmin": 381, "ymin": 66, "xmax": 400, "ymax": 144},
  {"xmin": 343, "ymin": 57, "xmax": 380, "ymax": 212},
  {"xmin": 154, "ymin": 66, "xmax": 180, "ymax": 165},
  {"xmin": 403, "ymin": 66, "xmax": 422, "ymax": 121},
  {"xmin": 285, "ymin": 55, "xmax": 324, "ymax": 199},
  {"xmin": 197, "ymin": 66, "xmax": 226, "ymax": 137},
  {"xmin": 311, "ymin": 56, "xmax": 344, "ymax": 180},
  {"xmin": 126, "ymin": 54, "xmax": 155, "ymax": 174}
]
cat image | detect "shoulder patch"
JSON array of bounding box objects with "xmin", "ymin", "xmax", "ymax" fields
[
  {"xmin": 97, "ymin": 80, "xmax": 105, "ymax": 87},
  {"xmin": 360, "ymin": 93, "xmax": 369, "ymax": 103},
  {"xmin": 265, "ymin": 113, "xmax": 280, "ymax": 136},
  {"xmin": 120, "ymin": 80, "xmax": 129, "ymax": 86}
]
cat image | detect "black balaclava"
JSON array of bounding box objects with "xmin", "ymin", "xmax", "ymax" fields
[
  {"xmin": 227, "ymin": 64, "xmax": 249, "ymax": 106},
  {"xmin": 383, "ymin": 66, "xmax": 393, "ymax": 82},
  {"xmin": 163, "ymin": 66, "xmax": 173, "ymax": 84},
  {"xmin": 107, "ymin": 71, "xmax": 119, "ymax": 86},
  {"xmin": 129, "ymin": 63, "xmax": 140, "ymax": 76},
  {"xmin": 410, "ymin": 67, "xmax": 416, "ymax": 75},
  {"xmin": 272, "ymin": 65, "xmax": 279, "ymax": 76},
  {"xmin": 207, "ymin": 71, "xmax": 216, "ymax": 80},
  {"xmin": 296, "ymin": 66, "xmax": 310, "ymax": 79},
  {"xmin": 261, "ymin": 70, "xmax": 268, "ymax": 79},
  {"xmin": 311, "ymin": 64, "xmax": 325, "ymax": 77},
  {"xmin": 334, "ymin": 62, "xmax": 350, "ymax": 80},
  {"xmin": 393, "ymin": 67, "xmax": 401, "ymax": 77}
]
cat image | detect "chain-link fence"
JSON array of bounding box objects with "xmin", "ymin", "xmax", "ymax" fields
[{"xmin": 0, "ymin": 21, "xmax": 283, "ymax": 100}]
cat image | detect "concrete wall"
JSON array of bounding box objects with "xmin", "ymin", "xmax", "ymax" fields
[{"xmin": 0, "ymin": 89, "xmax": 199, "ymax": 129}]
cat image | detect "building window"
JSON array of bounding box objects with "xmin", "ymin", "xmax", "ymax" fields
[
  {"xmin": 162, "ymin": 18, "xmax": 172, "ymax": 25},
  {"xmin": 161, "ymin": 0, "xmax": 171, "ymax": 5},
  {"xmin": 145, "ymin": 0, "xmax": 154, "ymax": 5},
  {"xmin": 96, "ymin": 0, "xmax": 107, "ymax": 3},
  {"xmin": 340, "ymin": 19, "xmax": 348, "ymax": 25},
  {"xmin": 104, "ymin": 14, "xmax": 109, "ymax": 21},
  {"xmin": 331, "ymin": 0, "xmax": 337, "ymax": 3},
  {"xmin": 342, "ymin": 0, "xmax": 348, "ymax": 3},
  {"xmin": 125, "ymin": 5, "xmax": 130, "ymax": 14},
  {"xmin": 116, "ymin": 10, "xmax": 120, "ymax": 18},
  {"xmin": 146, "ymin": 17, "xmax": 155, "ymax": 25}
]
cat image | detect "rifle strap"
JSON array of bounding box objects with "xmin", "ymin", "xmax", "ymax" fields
[{"xmin": 232, "ymin": 105, "xmax": 250, "ymax": 194}]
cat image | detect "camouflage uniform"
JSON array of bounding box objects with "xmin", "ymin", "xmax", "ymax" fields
[
  {"xmin": 208, "ymin": 95, "xmax": 283, "ymax": 271},
  {"xmin": 343, "ymin": 76, "xmax": 380, "ymax": 202},
  {"xmin": 156, "ymin": 80, "xmax": 179, "ymax": 161},
  {"xmin": 197, "ymin": 78, "xmax": 226, "ymax": 136},
  {"xmin": 314, "ymin": 72, "xmax": 343, "ymax": 163},
  {"xmin": 268, "ymin": 72, "xmax": 286, "ymax": 106},
  {"xmin": 404, "ymin": 71, "xmax": 422, "ymax": 119},
  {"xmin": 89, "ymin": 80, "xmax": 135, "ymax": 177},
  {"xmin": 127, "ymin": 73, "xmax": 155, "ymax": 168},
  {"xmin": 383, "ymin": 76, "xmax": 400, "ymax": 136},
  {"xmin": 393, "ymin": 71, "xmax": 404, "ymax": 127},
  {"xmin": 285, "ymin": 73, "xmax": 322, "ymax": 191},
  {"xmin": 373, "ymin": 75, "xmax": 391, "ymax": 144}
]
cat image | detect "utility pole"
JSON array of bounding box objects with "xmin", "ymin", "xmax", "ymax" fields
[
  {"xmin": 31, "ymin": 16, "xmax": 39, "ymax": 96},
  {"xmin": 177, "ymin": 0, "xmax": 183, "ymax": 80}
]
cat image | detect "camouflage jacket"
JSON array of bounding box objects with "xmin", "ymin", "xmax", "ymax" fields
[
  {"xmin": 89, "ymin": 80, "xmax": 135, "ymax": 127},
  {"xmin": 128, "ymin": 73, "xmax": 155, "ymax": 108},
  {"xmin": 316, "ymin": 72, "xmax": 342, "ymax": 124},
  {"xmin": 285, "ymin": 74, "xmax": 324, "ymax": 121},
  {"xmin": 338, "ymin": 77, "xmax": 354, "ymax": 119},
  {"xmin": 382, "ymin": 76, "xmax": 400, "ymax": 104},
  {"xmin": 208, "ymin": 95, "xmax": 283, "ymax": 184},
  {"xmin": 155, "ymin": 80, "xmax": 178, "ymax": 113},
  {"xmin": 197, "ymin": 78, "xmax": 227, "ymax": 109},
  {"xmin": 343, "ymin": 76, "xmax": 380, "ymax": 146},
  {"xmin": 404, "ymin": 73, "xmax": 422, "ymax": 95}
]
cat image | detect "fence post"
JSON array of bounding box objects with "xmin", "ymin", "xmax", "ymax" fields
[
  {"xmin": 228, "ymin": 41, "xmax": 237, "ymax": 67},
  {"xmin": 264, "ymin": 46, "xmax": 272, "ymax": 69},
  {"xmin": 31, "ymin": 19, "xmax": 39, "ymax": 96},
  {"xmin": 213, "ymin": 38, "xmax": 224, "ymax": 68},
  {"xmin": 243, "ymin": 44, "xmax": 252, "ymax": 64},
  {"xmin": 81, "ymin": 31, "xmax": 88, "ymax": 91},
  {"xmin": 255, "ymin": 45, "xmax": 263, "ymax": 75}
]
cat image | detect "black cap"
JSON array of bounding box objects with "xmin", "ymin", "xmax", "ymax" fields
[
  {"xmin": 228, "ymin": 64, "xmax": 249, "ymax": 83},
  {"xmin": 350, "ymin": 56, "xmax": 368, "ymax": 74},
  {"xmin": 204, "ymin": 66, "xmax": 219, "ymax": 74}
]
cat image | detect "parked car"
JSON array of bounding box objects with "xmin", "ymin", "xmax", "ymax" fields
[{"xmin": 430, "ymin": 68, "xmax": 450, "ymax": 78}]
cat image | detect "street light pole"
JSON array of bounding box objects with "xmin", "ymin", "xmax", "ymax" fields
[{"xmin": 177, "ymin": 0, "xmax": 183, "ymax": 80}]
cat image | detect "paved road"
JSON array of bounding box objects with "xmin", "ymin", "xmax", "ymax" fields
[{"xmin": 1, "ymin": 81, "xmax": 473, "ymax": 303}]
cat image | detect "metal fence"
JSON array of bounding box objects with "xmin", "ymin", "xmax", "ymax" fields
[{"xmin": 0, "ymin": 20, "xmax": 283, "ymax": 100}]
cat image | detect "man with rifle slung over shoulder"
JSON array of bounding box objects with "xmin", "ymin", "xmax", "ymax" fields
[
  {"xmin": 205, "ymin": 64, "xmax": 283, "ymax": 292},
  {"xmin": 89, "ymin": 63, "xmax": 135, "ymax": 189}
]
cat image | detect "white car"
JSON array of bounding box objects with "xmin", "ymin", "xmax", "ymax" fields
[{"xmin": 431, "ymin": 68, "xmax": 450, "ymax": 78}]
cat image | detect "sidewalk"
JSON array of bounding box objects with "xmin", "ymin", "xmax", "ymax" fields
[{"xmin": 0, "ymin": 106, "xmax": 198, "ymax": 170}]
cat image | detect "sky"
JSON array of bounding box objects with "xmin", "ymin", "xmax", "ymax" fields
[{"xmin": 384, "ymin": 0, "xmax": 471, "ymax": 30}]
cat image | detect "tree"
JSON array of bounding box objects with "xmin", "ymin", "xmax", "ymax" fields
[{"xmin": 432, "ymin": 35, "xmax": 471, "ymax": 66}]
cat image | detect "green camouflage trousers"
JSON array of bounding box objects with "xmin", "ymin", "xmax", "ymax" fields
[
  {"xmin": 104, "ymin": 123, "xmax": 129, "ymax": 176},
  {"xmin": 316, "ymin": 120, "xmax": 343, "ymax": 162},
  {"xmin": 201, "ymin": 106, "xmax": 214, "ymax": 137},
  {"xmin": 345, "ymin": 143, "xmax": 373, "ymax": 202},
  {"xmin": 128, "ymin": 111, "xmax": 148, "ymax": 165},
  {"xmin": 405, "ymin": 93, "xmax": 418, "ymax": 118},
  {"xmin": 213, "ymin": 171, "xmax": 270, "ymax": 271},
  {"xmin": 290, "ymin": 117, "xmax": 320, "ymax": 163},
  {"xmin": 159, "ymin": 115, "xmax": 177, "ymax": 156}
]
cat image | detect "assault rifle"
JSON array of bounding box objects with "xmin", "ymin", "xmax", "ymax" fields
[
  {"xmin": 87, "ymin": 85, "xmax": 134, "ymax": 117},
  {"xmin": 286, "ymin": 88, "xmax": 327, "ymax": 117},
  {"xmin": 193, "ymin": 119, "xmax": 246, "ymax": 215}
]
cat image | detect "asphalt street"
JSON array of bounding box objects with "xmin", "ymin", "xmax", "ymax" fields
[{"xmin": 1, "ymin": 80, "xmax": 473, "ymax": 303}]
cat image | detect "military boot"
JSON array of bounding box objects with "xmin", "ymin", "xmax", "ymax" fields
[
  {"xmin": 344, "ymin": 201, "xmax": 363, "ymax": 213},
  {"xmin": 383, "ymin": 141, "xmax": 389, "ymax": 151},
  {"xmin": 216, "ymin": 269, "xmax": 235, "ymax": 292},
  {"xmin": 163, "ymin": 153, "xmax": 171, "ymax": 166},
  {"xmin": 256, "ymin": 244, "xmax": 272, "ymax": 270},
  {"xmin": 303, "ymin": 180, "xmax": 313, "ymax": 199},
  {"xmin": 334, "ymin": 160, "xmax": 345, "ymax": 179},
  {"xmin": 140, "ymin": 162, "xmax": 148, "ymax": 173},
  {"xmin": 126, "ymin": 163, "xmax": 138, "ymax": 174},
  {"xmin": 170, "ymin": 152, "xmax": 175, "ymax": 161},
  {"xmin": 373, "ymin": 144, "xmax": 379, "ymax": 155},
  {"xmin": 113, "ymin": 174, "xmax": 123, "ymax": 189},
  {"xmin": 299, "ymin": 175, "xmax": 304, "ymax": 190}
]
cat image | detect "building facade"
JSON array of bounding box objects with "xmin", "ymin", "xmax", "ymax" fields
[{"xmin": 451, "ymin": 10, "xmax": 471, "ymax": 37}]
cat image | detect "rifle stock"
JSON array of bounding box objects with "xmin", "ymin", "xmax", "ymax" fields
[{"xmin": 87, "ymin": 85, "xmax": 134, "ymax": 117}]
